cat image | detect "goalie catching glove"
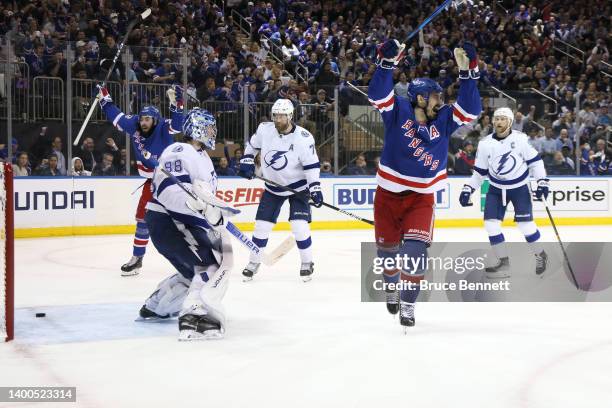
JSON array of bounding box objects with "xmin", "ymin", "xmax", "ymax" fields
[{"xmin": 185, "ymin": 179, "xmax": 239, "ymax": 227}]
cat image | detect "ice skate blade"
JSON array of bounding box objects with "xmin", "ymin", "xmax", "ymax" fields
[
  {"xmin": 301, "ymin": 275, "xmax": 312, "ymax": 282},
  {"xmin": 121, "ymin": 269, "xmax": 140, "ymax": 277},
  {"xmin": 135, "ymin": 316, "xmax": 176, "ymax": 323},
  {"xmin": 178, "ymin": 329, "xmax": 224, "ymax": 341},
  {"xmin": 242, "ymin": 276, "xmax": 254, "ymax": 283}
]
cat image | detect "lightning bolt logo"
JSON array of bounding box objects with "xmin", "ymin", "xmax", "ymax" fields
[
  {"xmin": 495, "ymin": 151, "xmax": 516, "ymax": 176},
  {"xmin": 264, "ymin": 150, "xmax": 289, "ymax": 171}
]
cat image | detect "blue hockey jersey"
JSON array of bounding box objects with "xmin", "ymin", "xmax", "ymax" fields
[
  {"xmin": 102, "ymin": 103, "xmax": 182, "ymax": 178},
  {"xmin": 367, "ymin": 67, "xmax": 482, "ymax": 193}
]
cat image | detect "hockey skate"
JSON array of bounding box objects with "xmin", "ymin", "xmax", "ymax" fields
[
  {"xmin": 178, "ymin": 314, "xmax": 223, "ymax": 341},
  {"xmin": 535, "ymin": 250, "xmax": 548, "ymax": 276},
  {"xmin": 121, "ymin": 255, "xmax": 143, "ymax": 277},
  {"xmin": 135, "ymin": 305, "xmax": 178, "ymax": 322},
  {"xmin": 399, "ymin": 301, "xmax": 415, "ymax": 330},
  {"xmin": 300, "ymin": 262, "xmax": 314, "ymax": 282},
  {"xmin": 242, "ymin": 262, "xmax": 261, "ymax": 282},
  {"xmin": 386, "ymin": 289, "xmax": 399, "ymax": 315},
  {"xmin": 485, "ymin": 256, "xmax": 510, "ymax": 279}
]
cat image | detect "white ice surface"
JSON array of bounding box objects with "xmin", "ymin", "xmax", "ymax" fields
[{"xmin": 1, "ymin": 226, "xmax": 612, "ymax": 408}]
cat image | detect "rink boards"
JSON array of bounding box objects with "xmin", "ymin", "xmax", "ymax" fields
[{"xmin": 13, "ymin": 176, "xmax": 612, "ymax": 237}]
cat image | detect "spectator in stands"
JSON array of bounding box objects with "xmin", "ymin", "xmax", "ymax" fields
[
  {"xmin": 346, "ymin": 154, "xmax": 368, "ymax": 175},
  {"xmin": 216, "ymin": 157, "xmax": 236, "ymax": 176},
  {"xmin": 12, "ymin": 152, "xmax": 31, "ymax": 177},
  {"xmin": 512, "ymin": 107, "xmax": 535, "ymax": 132},
  {"xmin": 320, "ymin": 159, "xmax": 333, "ymax": 176},
  {"xmin": 49, "ymin": 136, "xmax": 66, "ymax": 175},
  {"xmin": 454, "ymin": 140, "xmax": 476, "ymax": 175},
  {"xmin": 35, "ymin": 153, "xmax": 61, "ymax": 176},
  {"xmin": 474, "ymin": 115, "xmax": 493, "ymax": 138},
  {"xmin": 540, "ymin": 128, "xmax": 562, "ymax": 160},
  {"xmin": 546, "ymin": 151, "xmax": 575, "ymax": 176},
  {"xmin": 394, "ymin": 72, "xmax": 409, "ymax": 98},
  {"xmin": 0, "ymin": 137, "xmax": 18, "ymax": 163},
  {"xmin": 76, "ymin": 137, "xmax": 101, "ymax": 172},
  {"xmin": 227, "ymin": 148, "xmax": 243, "ymax": 172},
  {"xmin": 70, "ymin": 157, "xmax": 91, "ymax": 176},
  {"xmin": 153, "ymin": 58, "xmax": 177, "ymax": 84},
  {"xmin": 92, "ymin": 152, "xmax": 117, "ymax": 176}
]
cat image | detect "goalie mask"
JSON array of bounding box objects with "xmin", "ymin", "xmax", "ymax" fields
[{"xmin": 183, "ymin": 108, "xmax": 217, "ymax": 150}]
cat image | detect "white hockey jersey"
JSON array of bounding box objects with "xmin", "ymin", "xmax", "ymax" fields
[
  {"xmin": 244, "ymin": 122, "xmax": 321, "ymax": 196},
  {"xmin": 468, "ymin": 130, "xmax": 547, "ymax": 191},
  {"xmin": 146, "ymin": 142, "xmax": 218, "ymax": 229}
]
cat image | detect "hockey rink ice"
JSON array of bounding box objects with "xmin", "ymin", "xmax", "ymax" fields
[{"xmin": 2, "ymin": 225, "xmax": 612, "ymax": 408}]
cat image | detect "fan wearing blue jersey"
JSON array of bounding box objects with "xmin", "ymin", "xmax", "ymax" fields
[
  {"xmin": 459, "ymin": 107, "xmax": 549, "ymax": 277},
  {"xmin": 98, "ymin": 84, "xmax": 183, "ymax": 276},
  {"xmin": 368, "ymin": 39, "xmax": 482, "ymax": 329}
]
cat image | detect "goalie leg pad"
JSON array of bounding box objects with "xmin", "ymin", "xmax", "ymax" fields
[
  {"xmin": 180, "ymin": 229, "xmax": 233, "ymax": 332},
  {"xmin": 144, "ymin": 273, "xmax": 191, "ymax": 317}
]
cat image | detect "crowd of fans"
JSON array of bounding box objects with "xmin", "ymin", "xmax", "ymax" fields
[{"xmin": 0, "ymin": 0, "xmax": 610, "ymax": 177}]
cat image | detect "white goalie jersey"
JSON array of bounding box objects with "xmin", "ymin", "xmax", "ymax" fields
[
  {"xmin": 147, "ymin": 142, "xmax": 218, "ymax": 229},
  {"xmin": 244, "ymin": 122, "xmax": 321, "ymax": 196},
  {"xmin": 467, "ymin": 130, "xmax": 547, "ymax": 191}
]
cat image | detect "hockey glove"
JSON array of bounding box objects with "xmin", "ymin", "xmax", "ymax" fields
[
  {"xmin": 309, "ymin": 183, "xmax": 323, "ymax": 208},
  {"xmin": 534, "ymin": 178, "xmax": 550, "ymax": 201},
  {"xmin": 97, "ymin": 85, "xmax": 112, "ymax": 107},
  {"xmin": 167, "ymin": 84, "xmax": 184, "ymax": 112},
  {"xmin": 376, "ymin": 39, "xmax": 405, "ymax": 69},
  {"xmin": 459, "ymin": 184, "xmax": 475, "ymax": 207},
  {"xmin": 454, "ymin": 42, "xmax": 479, "ymax": 79},
  {"xmin": 238, "ymin": 156, "xmax": 255, "ymax": 179}
]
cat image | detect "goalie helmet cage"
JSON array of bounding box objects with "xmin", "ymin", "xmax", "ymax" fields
[{"xmin": 1, "ymin": 162, "xmax": 14, "ymax": 342}]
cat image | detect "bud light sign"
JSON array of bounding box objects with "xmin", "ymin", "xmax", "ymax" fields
[{"xmin": 334, "ymin": 182, "xmax": 450, "ymax": 210}]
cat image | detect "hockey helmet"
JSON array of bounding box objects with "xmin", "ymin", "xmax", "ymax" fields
[
  {"xmin": 407, "ymin": 78, "xmax": 443, "ymax": 104},
  {"xmin": 271, "ymin": 98, "xmax": 294, "ymax": 122},
  {"xmin": 139, "ymin": 105, "xmax": 161, "ymax": 127},
  {"xmin": 183, "ymin": 108, "xmax": 217, "ymax": 150}
]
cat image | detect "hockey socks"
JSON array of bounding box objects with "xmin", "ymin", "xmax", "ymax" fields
[
  {"xmin": 133, "ymin": 220, "xmax": 150, "ymax": 257},
  {"xmin": 398, "ymin": 240, "xmax": 426, "ymax": 304}
]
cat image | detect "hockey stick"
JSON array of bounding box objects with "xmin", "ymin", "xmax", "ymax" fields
[
  {"xmin": 255, "ymin": 175, "xmax": 375, "ymax": 226},
  {"xmin": 404, "ymin": 0, "xmax": 456, "ymax": 44},
  {"xmin": 530, "ymin": 183, "xmax": 579, "ymax": 289},
  {"xmin": 73, "ymin": 8, "xmax": 152, "ymax": 147},
  {"xmin": 541, "ymin": 200, "xmax": 580, "ymax": 290},
  {"xmin": 160, "ymin": 169, "xmax": 294, "ymax": 265}
]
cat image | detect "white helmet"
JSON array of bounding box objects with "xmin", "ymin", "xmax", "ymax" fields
[
  {"xmin": 493, "ymin": 107, "xmax": 514, "ymax": 127},
  {"xmin": 271, "ymin": 98, "xmax": 294, "ymax": 122}
]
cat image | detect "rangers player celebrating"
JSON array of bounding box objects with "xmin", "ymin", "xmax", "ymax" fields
[
  {"xmin": 238, "ymin": 98, "xmax": 323, "ymax": 282},
  {"xmin": 368, "ymin": 39, "xmax": 482, "ymax": 328},
  {"xmin": 139, "ymin": 108, "xmax": 235, "ymax": 340},
  {"xmin": 99, "ymin": 84, "xmax": 183, "ymax": 276},
  {"xmin": 459, "ymin": 107, "xmax": 549, "ymax": 277}
]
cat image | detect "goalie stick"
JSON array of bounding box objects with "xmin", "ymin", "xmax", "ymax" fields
[
  {"xmin": 73, "ymin": 8, "xmax": 152, "ymax": 147},
  {"xmin": 160, "ymin": 169, "xmax": 294, "ymax": 266}
]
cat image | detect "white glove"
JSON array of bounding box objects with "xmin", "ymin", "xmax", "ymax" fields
[
  {"xmin": 166, "ymin": 87, "xmax": 176, "ymax": 105},
  {"xmin": 454, "ymin": 47, "xmax": 469, "ymax": 71}
]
